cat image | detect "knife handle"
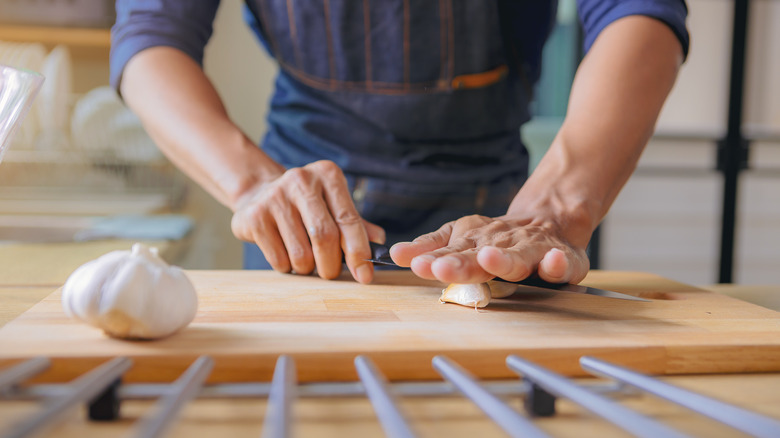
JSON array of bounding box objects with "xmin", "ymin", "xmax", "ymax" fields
[{"xmin": 369, "ymin": 241, "xmax": 391, "ymax": 261}]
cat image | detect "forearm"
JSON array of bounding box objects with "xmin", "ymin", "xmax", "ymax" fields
[
  {"xmin": 120, "ymin": 46, "xmax": 284, "ymax": 210},
  {"xmin": 509, "ymin": 16, "xmax": 683, "ymax": 248}
]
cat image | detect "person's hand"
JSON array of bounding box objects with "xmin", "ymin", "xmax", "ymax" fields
[
  {"xmin": 230, "ymin": 160, "xmax": 385, "ymax": 283},
  {"xmin": 389, "ymin": 214, "xmax": 590, "ymax": 285}
]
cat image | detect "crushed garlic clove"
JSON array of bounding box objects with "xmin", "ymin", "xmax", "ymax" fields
[
  {"xmin": 439, "ymin": 283, "xmax": 492, "ymax": 309},
  {"xmin": 487, "ymin": 280, "xmax": 518, "ymax": 298}
]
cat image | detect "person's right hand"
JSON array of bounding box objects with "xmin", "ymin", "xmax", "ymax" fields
[{"xmin": 230, "ymin": 160, "xmax": 385, "ymax": 284}]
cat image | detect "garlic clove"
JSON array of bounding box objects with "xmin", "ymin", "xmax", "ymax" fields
[
  {"xmin": 62, "ymin": 243, "xmax": 198, "ymax": 340},
  {"xmin": 439, "ymin": 283, "xmax": 492, "ymax": 310},
  {"xmin": 487, "ymin": 280, "xmax": 518, "ymax": 299}
]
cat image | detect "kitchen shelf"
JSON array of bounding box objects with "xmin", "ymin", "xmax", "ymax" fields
[{"xmin": 0, "ymin": 24, "xmax": 110, "ymax": 49}]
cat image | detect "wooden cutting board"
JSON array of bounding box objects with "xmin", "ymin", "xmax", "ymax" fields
[{"xmin": 0, "ymin": 270, "xmax": 778, "ymax": 383}]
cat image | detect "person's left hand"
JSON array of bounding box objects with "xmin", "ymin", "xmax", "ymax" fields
[{"xmin": 389, "ymin": 214, "xmax": 590, "ymax": 285}]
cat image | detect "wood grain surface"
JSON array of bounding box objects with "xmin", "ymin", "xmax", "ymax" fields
[{"xmin": 0, "ymin": 270, "xmax": 778, "ymax": 383}]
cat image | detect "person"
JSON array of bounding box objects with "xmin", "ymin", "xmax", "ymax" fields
[{"xmin": 110, "ymin": 0, "xmax": 689, "ymax": 286}]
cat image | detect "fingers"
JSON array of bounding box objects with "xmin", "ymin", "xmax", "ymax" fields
[
  {"xmin": 477, "ymin": 245, "xmax": 590, "ymax": 284},
  {"xmin": 389, "ymin": 222, "xmax": 454, "ymax": 267},
  {"xmin": 476, "ymin": 246, "xmax": 534, "ymax": 281},
  {"xmin": 232, "ymin": 209, "xmax": 291, "ymax": 273},
  {"xmin": 313, "ymin": 161, "xmax": 374, "ymax": 284},
  {"xmin": 232, "ymin": 161, "xmax": 375, "ymax": 283},
  {"xmin": 391, "ymin": 215, "xmax": 591, "ymax": 285},
  {"xmin": 429, "ymin": 249, "xmax": 495, "ymax": 284},
  {"xmin": 537, "ymin": 247, "xmax": 590, "ymax": 284},
  {"xmin": 234, "ymin": 164, "xmax": 591, "ymax": 286},
  {"xmin": 275, "ymin": 201, "xmax": 316, "ymax": 275}
]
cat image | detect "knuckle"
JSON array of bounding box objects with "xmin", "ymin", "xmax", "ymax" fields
[
  {"xmin": 412, "ymin": 233, "xmax": 437, "ymax": 243},
  {"xmin": 457, "ymin": 214, "xmax": 488, "ymax": 226},
  {"xmin": 264, "ymin": 185, "xmax": 288, "ymax": 206},
  {"xmin": 308, "ymin": 223, "xmax": 339, "ymax": 244},
  {"xmin": 283, "ymin": 167, "xmax": 309, "ymax": 186},
  {"xmin": 333, "ymin": 208, "xmax": 361, "ymax": 226},
  {"xmin": 286, "ymin": 244, "xmax": 308, "ymax": 263},
  {"xmin": 310, "ymin": 160, "xmax": 340, "ymax": 175},
  {"xmin": 231, "ymin": 209, "xmax": 270, "ymax": 240},
  {"xmin": 489, "ymin": 230, "xmax": 516, "ymax": 247}
]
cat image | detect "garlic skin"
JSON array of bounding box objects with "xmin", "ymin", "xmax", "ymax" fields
[
  {"xmin": 487, "ymin": 280, "xmax": 518, "ymax": 299},
  {"xmin": 439, "ymin": 283, "xmax": 492, "ymax": 309},
  {"xmin": 62, "ymin": 243, "xmax": 198, "ymax": 340}
]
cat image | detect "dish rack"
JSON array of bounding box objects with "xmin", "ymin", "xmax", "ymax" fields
[
  {"xmin": 0, "ymin": 84, "xmax": 187, "ymax": 215},
  {"xmin": 1, "ymin": 354, "xmax": 778, "ymax": 438},
  {"xmin": 0, "ymin": 148, "xmax": 188, "ymax": 214},
  {"xmin": 0, "ymin": 39, "xmax": 187, "ymax": 215}
]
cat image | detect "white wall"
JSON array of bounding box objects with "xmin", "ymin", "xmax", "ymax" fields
[
  {"xmin": 602, "ymin": 0, "xmax": 780, "ymax": 285},
  {"xmin": 204, "ymin": 1, "xmax": 278, "ymax": 143}
]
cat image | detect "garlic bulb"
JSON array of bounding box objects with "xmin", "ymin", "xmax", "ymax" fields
[
  {"xmin": 439, "ymin": 283, "xmax": 492, "ymax": 309},
  {"xmin": 487, "ymin": 280, "xmax": 518, "ymax": 299},
  {"xmin": 62, "ymin": 243, "xmax": 198, "ymax": 340}
]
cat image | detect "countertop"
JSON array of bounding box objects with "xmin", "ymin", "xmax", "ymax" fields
[{"xmin": 1, "ymin": 242, "xmax": 779, "ymax": 437}]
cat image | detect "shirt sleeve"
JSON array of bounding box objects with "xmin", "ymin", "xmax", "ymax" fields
[
  {"xmin": 110, "ymin": 0, "xmax": 222, "ymax": 91},
  {"xmin": 576, "ymin": 0, "xmax": 690, "ymax": 59}
]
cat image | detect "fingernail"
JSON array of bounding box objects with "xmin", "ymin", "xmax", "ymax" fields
[{"xmin": 356, "ymin": 264, "xmax": 373, "ymax": 284}]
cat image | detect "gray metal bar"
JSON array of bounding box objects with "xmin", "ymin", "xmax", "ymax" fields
[
  {"xmin": 506, "ymin": 355, "xmax": 691, "ymax": 438},
  {"xmin": 580, "ymin": 356, "xmax": 780, "ymax": 438},
  {"xmin": 133, "ymin": 356, "xmax": 214, "ymax": 438},
  {"xmin": 0, "ymin": 357, "xmax": 50, "ymax": 394},
  {"xmin": 261, "ymin": 355, "xmax": 297, "ymax": 438},
  {"xmin": 15, "ymin": 379, "xmax": 630, "ymax": 401},
  {"xmin": 355, "ymin": 356, "xmax": 417, "ymax": 438},
  {"xmin": 1, "ymin": 357, "xmax": 132, "ymax": 438},
  {"xmin": 432, "ymin": 355, "xmax": 549, "ymax": 438}
]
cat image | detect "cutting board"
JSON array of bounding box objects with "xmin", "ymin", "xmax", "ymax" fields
[{"xmin": 1, "ymin": 270, "xmax": 779, "ymax": 383}]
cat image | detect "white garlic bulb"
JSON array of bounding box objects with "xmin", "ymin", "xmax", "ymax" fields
[
  {"xmin": 439, "ymin": 283, "xmax": 492, "ymax": 309},
  {"xmin": 487, "ymin": 280, "xmax": 518, "ymax": 298},
  {"xmin": 62, "ymin": 243, "xmax": 198, "ymax": 340}
]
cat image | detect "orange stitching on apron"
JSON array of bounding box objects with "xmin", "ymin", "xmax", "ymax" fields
[
  {"xmin": 451, "ymin": 65, "xmax": 509, "ymax": 89},
  {"xmin": 322, "ymin": 0, "xmax": 337, "ymax": 87},
  {"xmin": 438, "ymin": 0, "xmax": 447, "ymax": 88},
  {"xmin": 475, "ymin": 184, "xmax": 488, "ymax": 214},
  {"xmin": 257, "ymin": 0, "xmax": 280, "ymax": 57},
  {"xmin": 403, "ymin": 0, "xmax": 410, "ymax": 92},
  {"xmin": 447, "ymin": 0, "xmax": 454, "ymax": 85},
  {"xmin": 286, "ymin": 0, "xmax": 302, "ymax": 68},
  {"xmin": 363, "ymin": 0, "xmax": 373, "ymax": 91},
  {"xmin": 278, "ymin": 58, "xmax": 450, "ymax": 94}
]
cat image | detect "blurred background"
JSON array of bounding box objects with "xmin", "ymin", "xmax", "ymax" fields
[{"xmin": 0, "ymin": 0, "xmax": 777, "ymax": 288}]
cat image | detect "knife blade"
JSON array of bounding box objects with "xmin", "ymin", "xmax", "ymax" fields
[{"xmin": 366, "ymin": 242, "xmax": 650, "ymax": 302}]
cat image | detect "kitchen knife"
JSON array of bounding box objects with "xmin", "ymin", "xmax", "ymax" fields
[{"xmin": 366, "ymin": 242, "xmax": 651, "ymax": 302}]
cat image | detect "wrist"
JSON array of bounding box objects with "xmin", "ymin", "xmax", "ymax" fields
[
  {"xmin": 507, "ymin": 141, "xmax": 604, "ymax": 249},
  {"xmin": 217, "ymin": 132, "xmax": 285, "ymax": 211}
]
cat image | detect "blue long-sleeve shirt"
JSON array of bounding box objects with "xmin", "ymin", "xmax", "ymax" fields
[{"xmin": 110, "ymin": 0, "xmax": 689, "ymax": 185}]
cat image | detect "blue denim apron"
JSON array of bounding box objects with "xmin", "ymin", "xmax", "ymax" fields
[{"xmin": 241, "ymin": 0, "xmax": 554, "ymax": 269}]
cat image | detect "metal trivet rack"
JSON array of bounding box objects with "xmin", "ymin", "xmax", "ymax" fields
[{"xmin": 1, "ymin": 355, "xmax": 779, "ymax": 438}]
